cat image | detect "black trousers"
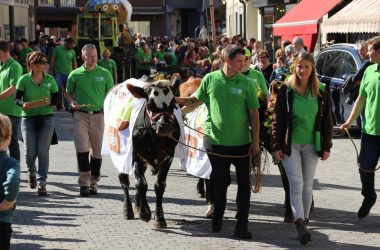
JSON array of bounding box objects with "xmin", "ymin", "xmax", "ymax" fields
[
  {"xmin": 207, "ymin": 144, "xmax": 251, "ymax": 222},
  {"xmin": 359, "ymin": 133, "xmax": 380, "ymax": 201},
  {"xmin": 0, "ymin": 222, "xmax": 12, "ymax": 250}
]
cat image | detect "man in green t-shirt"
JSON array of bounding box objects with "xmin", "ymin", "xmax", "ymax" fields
[
  {"xmin": 50, "ymin": 38, "xmax": 77, "ymax": 110},
  {"xmin": 176, "ymin": 45, "xmax": 260, "ymax": 239},
  {"xmin": 66, "ymin": 44, "xmax": 114, "ymax": 197},
  {"xmin": 0, "ymin": 39, "xmax": 22, "ymax": 162},
  {"xmin": 341, "ymin": 36, "xmax": 380, "ymax": 219},
  {"xmin": 98, "ymin": 49, "xmax": 117, "ymax": 84},
  {"xmin": 19, "ymin": 38, "xmax": 33, "ymax": 74},
  {"xmin": 135, "ymin": 41, "xmax": 152, "ymax": 78}
]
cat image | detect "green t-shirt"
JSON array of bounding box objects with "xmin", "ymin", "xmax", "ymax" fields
[
  {"xmin": 16, "ymin": 73, "xmax": 58, "ymax": 116},
  {"xmin": 194, "ymin": 69, "xmax": 259, "ymax": 146},
  {"xmin": 0, "ymin": 58, "xmax": 22, "ymax": 116},
  {"xmin": 52, "ymin": 45, "xmax": 76, "ymax": 75},
  {"xmin": 135, "ymin": 48, "xmax": 152, "ymax": 71},
  {"xmin": 19, "ymin": 47, "xmax": 33, "ymax": 74},
  {"xmin": 98, "ymin": 58, "xmax": 117, "ymax": 81},
  {"xmin": 166, "ymin": 51, "xmax": 178, "ymax": 67},
  {"xmin": 291, "ymin": 88, "xmax": 318, "ymax": 145},
  {"xmin": 153, "ymin": 51, "xmax": 165, "ymax": 61},
  {"xmin": 66, "ymin": 65, "xmax": 114, "ymax": 112},
  {"xmin": 245, "ymin": 69, "xmax": 268, "ymax": 97},
  {"xmin": 359, "ymin": 64, "xmax": 380, "ymax": 135}
]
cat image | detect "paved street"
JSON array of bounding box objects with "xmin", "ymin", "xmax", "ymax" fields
[{"xmin": 10, "ymin": 111, "xmax": 380, "ymax": 249}]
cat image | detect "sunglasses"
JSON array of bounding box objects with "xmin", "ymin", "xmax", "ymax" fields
[{"xmin": 37, "ymin": 61, "xmax": 47, "ymax": 65}]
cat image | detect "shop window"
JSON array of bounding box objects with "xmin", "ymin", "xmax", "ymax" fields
[{"xmin": 4, "ymin": 25, "xmax": 10, "ymax": 40}]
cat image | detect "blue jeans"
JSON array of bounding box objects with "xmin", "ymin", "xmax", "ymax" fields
[
  {"xmin": 21, "ymin": 116, "xmax": 54, "ymax": 187},
  {"xmin": 358, "ymin": 133, "xmax": 380, "ymax": 201},
  {"xmin": 55, "ymin": 72, "xmax": 69, "ymax": 109},
  {"xmin": 8, "ymin": 116, "xmax": 20, "ymax": 162},
  {"xmin": 283, "ymin": 144, "xmax": 319, "ymax": 220}
]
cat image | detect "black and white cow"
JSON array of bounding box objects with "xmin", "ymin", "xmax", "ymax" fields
[{"xmin": 118, "ymin": 79, "xmax": 180, "ymax": 228}]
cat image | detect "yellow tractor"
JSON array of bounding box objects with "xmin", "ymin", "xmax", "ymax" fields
[{"xmin": 76, "ymin": 0, "xmax": 134, "ymax": 79}]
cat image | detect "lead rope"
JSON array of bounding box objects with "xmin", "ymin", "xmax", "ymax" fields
[
  {"xmin": 344, "ymin": 128, "xmax": 380, "ymax": 173},
  {"xmin": 168, "ymin": 132, "xmax": 263, "ymax": 193}
]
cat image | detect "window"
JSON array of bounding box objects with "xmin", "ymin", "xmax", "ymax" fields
[
  {"xmin": 317, "ymin": 50, "xmax": 357, "ymax": 80},
  {"xmin": 319, "ymin": 51, "xmax": 342, "ymax": 78},
  {"xmin": 336, "ymin": 51, "xmax": 357, "ymax": 79},
  {"xmin": 38, "ymin": 0, "xmax": 54, "ymax": 6},
  {"xmin": 15, "ymin": 0, "xmax": 29, "ymax": 5},
  {"xmin": 15, "ymin": 26, "xmax": 26, "ymax": 41},
  {"xmin": 60, "ymin": 0, "xmax": 75, "ymax": 7},
  {"xmin": 4, "ymin": 25, "xmax": 10, "ymax": 40},
  {"xmin": 101, "ymin": 18, "xmax": 113, "ymax": 37},
  {"xmin": 78, "ymin": 17, "xmax": 114, "ymax": 38}
]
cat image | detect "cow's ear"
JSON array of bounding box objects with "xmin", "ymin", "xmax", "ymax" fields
[{"xmin": 127, "ymin": 84, "xmax": 148, "ymax": 99}]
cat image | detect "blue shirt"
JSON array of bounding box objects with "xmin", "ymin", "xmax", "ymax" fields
[{"xmin": 0, "ymin": 151, "xmax": 20, "ymax": 223}]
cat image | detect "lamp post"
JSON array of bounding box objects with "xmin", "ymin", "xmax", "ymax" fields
[{"xmin": 210, "ymin": 0, "xmax": 217, "ymax": 50}]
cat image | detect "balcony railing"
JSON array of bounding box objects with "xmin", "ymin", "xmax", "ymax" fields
[
  {"xmin": 38, "ymin": 0, "xmax": 54, "ymax": 6},
  {"xmin": 60, "ymin": 0, "xmax": 75, "ymax": 7}
]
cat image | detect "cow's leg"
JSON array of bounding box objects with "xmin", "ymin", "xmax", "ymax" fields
[
  {"xmin": 118, "ymin": 173, "xmax": 134, "ymax": 220},
  {"xmin": 134, "ymin": 161, "xmax": 151, "ymax": 222},
  {"xmin": 277, "ymin": 162, "xmax": 294, "ymax": 223},
  {"xmin": 196, "ymin": 178, "xmax": 206, "ymax": 198},
  {"xmin": 154, "ymin": 159, "xmax": 172, "ymax": 228}
]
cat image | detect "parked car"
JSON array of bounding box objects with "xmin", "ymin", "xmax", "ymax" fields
[{"xmin": 315, "ymin": 43, "xmax": 365, "ymax": 130}]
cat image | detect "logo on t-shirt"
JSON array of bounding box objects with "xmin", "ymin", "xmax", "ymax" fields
[
  {"xmin": 231, "ymin": 87, "xmax": 243, "ymax": 95},
  {"xmin": 45, "ymin": 82, "xmax": 51, "ymax": 89},
  {"xmin": 95, "ymin": 76, "xmax": 105, "ymax": 82}
]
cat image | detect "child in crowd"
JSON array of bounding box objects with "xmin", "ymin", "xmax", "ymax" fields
[
  {"xmin": 270, "ymin": 56, "xmax": 289, "ymax": 83},
  {"xmin": 0, "ymin": 114, "xmax": 20, "ymax": 249},
  {"xmin": 269, "ymin": 56, "xmax": 289, "ymax": 97}
]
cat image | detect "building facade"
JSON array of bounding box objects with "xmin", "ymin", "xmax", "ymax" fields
[{"xmin": 0, "ymin": 0, "xmax": 34, "ymax": 41}]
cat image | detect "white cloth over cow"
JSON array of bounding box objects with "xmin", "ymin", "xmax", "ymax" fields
[
  {"xmin": 101, "ymin": 78, "xmax": 186, "ymax": 174},
  {"xmin": 180, "ymin": 104, "xmax": 212, "ymax": 179}
]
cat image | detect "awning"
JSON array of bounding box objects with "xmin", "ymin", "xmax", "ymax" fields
[
  {"xmin": 321, "ymin": 0, "xmax": 380, "ymax": 33},
  {"xmin": 273, "ymin": 0, "xmax": 342, "ymax": 36},
  {"xmin": 272, "ymin": 0, "xmax": 342, "ymax": 51}
]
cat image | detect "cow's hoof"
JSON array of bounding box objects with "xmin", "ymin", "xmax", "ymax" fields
[
  {"xmin": 154, "ymin": 218, "xmax": 167, "ymax": 228},
  {"xmin": 139, "ymin": 205, "xmax": 151, "ymax": 222},
  {"xmin": 123, "ymin": 209, "xmax": 135, "ymax": 220}
]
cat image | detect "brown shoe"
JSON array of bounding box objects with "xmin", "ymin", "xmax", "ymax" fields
[{"xmin": 29, "ymin": 175, "xmax": 37, "ymax": 189}]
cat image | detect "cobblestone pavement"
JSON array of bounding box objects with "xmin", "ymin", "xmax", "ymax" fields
[{"xmin": 10, "ymin": 111, "xmax": 380, "ymax": 249}]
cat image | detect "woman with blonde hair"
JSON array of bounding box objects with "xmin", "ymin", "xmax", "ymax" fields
[
  {"xmin": 15, "ymin": 51, "xmax": 59, "ymax": 196},
  {"xmin": 271, "ymin": 51, "xmax": 333, "ymax": 244}
]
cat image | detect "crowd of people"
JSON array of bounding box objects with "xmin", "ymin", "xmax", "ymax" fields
[{"xmin": 0, "ymin": 32, "xmax": 380, "ymax": 248}]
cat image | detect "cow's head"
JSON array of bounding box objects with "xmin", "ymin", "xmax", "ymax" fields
[{"xmin": 127, "ymin": 78, "xmax": 179, "ymax": 136}]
